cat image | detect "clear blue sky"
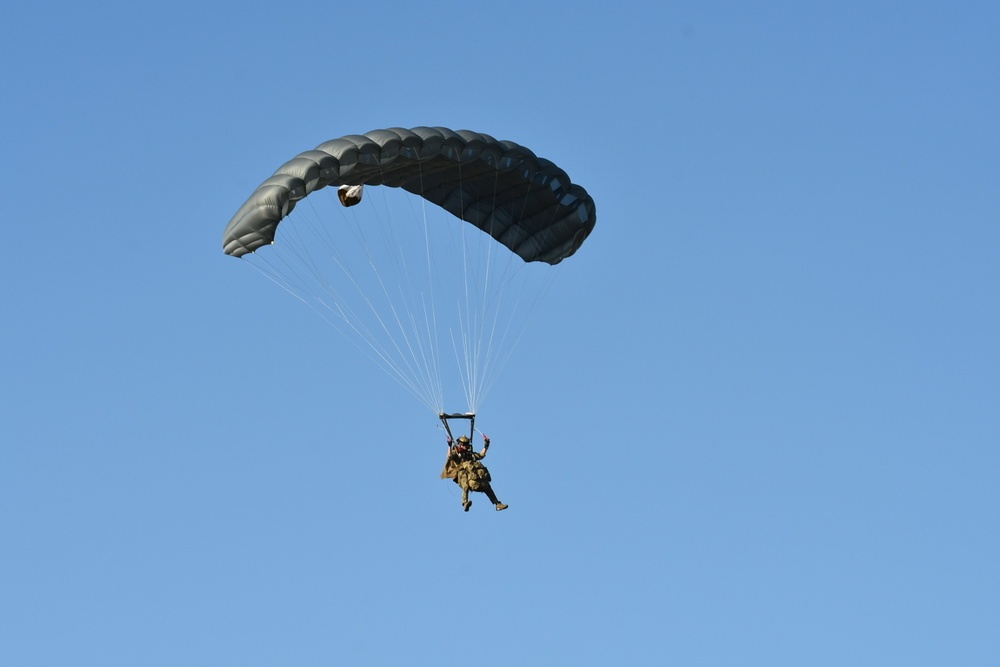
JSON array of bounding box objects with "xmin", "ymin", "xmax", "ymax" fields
[{"xmin": 3, "ymin": 1, "xmax": 998, "ymax": 664}]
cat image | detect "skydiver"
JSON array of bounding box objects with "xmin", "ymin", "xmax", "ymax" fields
[{"xmin": 440, "ymin": 434, "xmax": 508, "ymax": 512}]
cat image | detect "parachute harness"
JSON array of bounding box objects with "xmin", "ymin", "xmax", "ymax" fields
[{"xmin": 439, "ymin": 412, "xmax": 475, "ymax": 444}]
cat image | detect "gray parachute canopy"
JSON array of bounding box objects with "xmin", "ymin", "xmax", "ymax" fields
[{"xmin": 222, "ymin": 127, "xmax": 596, "ymax": 264}]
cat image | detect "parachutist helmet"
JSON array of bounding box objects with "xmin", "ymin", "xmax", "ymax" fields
[{"xmin": 457, "ymin": 435, "xmax": 471, "ymax": 446}]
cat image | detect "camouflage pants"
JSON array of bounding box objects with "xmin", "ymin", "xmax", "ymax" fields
[{"xmin": 456, "ymin": 462, "xmax": 501, "ymax": 505}]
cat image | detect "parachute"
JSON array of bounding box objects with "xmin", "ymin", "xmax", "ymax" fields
[
  {"xmin": 224, "ymin": 127, "xmax": 594, "ymax": 263},
  {"xmin": 223, "ymin": 127, "xmax": 595, "ymax": 414}
]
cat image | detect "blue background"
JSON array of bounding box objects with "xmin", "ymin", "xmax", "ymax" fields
[{"xmin": 2, "ymin": 2, "xmax": 998, "ymax": 664}]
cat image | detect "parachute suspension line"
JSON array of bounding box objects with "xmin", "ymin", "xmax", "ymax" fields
[
  {"xmin": 225, "ymin": 129, "xmax": 593, "ymax": 420},
  {"xmin": 454, "ymin": 160, "xmax": 514, "ymax": 414},
  {"xmin": 456, "ymin": 160, "xmax": 500, "ymax": 413},
  {"xmin": 261, "ymin": 193, "xmax": 444, "ymax": 414},
  {"xmin": 467, "ymin": 169, "xmax": 534, "ymax": 410},
  {"xmin": 240, "ymin": 240, "xmax": 315, "ymax": 308},
  {"xmin": 419, "ymin": 182, "xmax": 444, "ymax": 412},
  {"xmin": 473, "ymin": 166, "xmax": 505, "ymax": 412},
  {"xmin": 473, "ymin": 167, "xmax": 513, "ymax": 408},
  {"xmin": 349, "ymin": 186, "xmax": 447, "ymax": 412},
  {"xmin": 313, "ymin": 194, "xmax": 441, "ymax": 408},
  {"xmin": 429, "ymin": 155, "xmax": 477, "ymax": 414},
  {"xmin": 469, "ymin": 167, "xmax": 568, "ymax": 407},
  {"xmin": 363, "ymin": 165, "xmax": 446, "ymax": 412},
  {"xmin": 455, "ymin": 158, "xmax": 479, "ymax": 413},
  {"xmin": 241, "ymin": 242, "xmax": 420, "ymax": 404},
  {"xmin": 412, "ymin": 157, "xmax": 446, "ymax": 413}
]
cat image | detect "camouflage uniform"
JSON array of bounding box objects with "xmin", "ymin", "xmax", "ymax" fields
[{"xmin": 441, "ymin": 437, "xmax": 508, "ymax": 512}]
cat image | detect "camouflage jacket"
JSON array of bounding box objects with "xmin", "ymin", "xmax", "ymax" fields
[{"xmin": 440, "ymin": 446, "xmax": 489, "ymax": 482}]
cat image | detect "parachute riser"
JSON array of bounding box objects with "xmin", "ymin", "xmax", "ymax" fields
[{"xmin": 439, "ymin": 412, "xmax": 475, "ymax": 444}]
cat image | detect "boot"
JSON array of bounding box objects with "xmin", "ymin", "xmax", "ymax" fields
[
  {"xmin": 463, "ymin": 500, "xmax": 472, "ymax": 512},
  {"xmin": 495, "ymin": 503, "xmax": 508, "ymax": 511}
]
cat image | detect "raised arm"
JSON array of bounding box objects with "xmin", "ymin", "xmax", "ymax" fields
[{"xmin": 478, "ymin": 433, "xmax": 491, "ymax": 458}]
